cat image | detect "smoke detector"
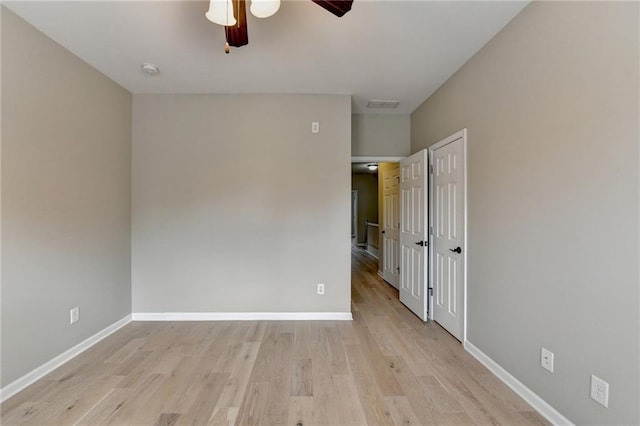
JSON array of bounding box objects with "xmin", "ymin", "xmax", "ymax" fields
[{"xmin": 141, "ymin": 63, "xmax": 160, "ymax": 76}]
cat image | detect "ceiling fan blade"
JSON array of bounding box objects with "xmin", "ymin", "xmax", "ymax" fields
[
  {"xmin": 311, "ymin": 0, "xmax": 353, "ymax": 17},
  {"xmin": 225, "ymin": 0, "xmax": 248, "ymax": 48}
]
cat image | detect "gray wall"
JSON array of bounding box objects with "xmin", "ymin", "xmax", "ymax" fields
[
  {"xmin": 352, "ymin": 173, "xmax": 378, "ymax": 245},
  {"xmin": 411, "ymin": 2, "xmax": 639, "ymax": 424},
  {"xmin": 352, "ymin": 114, "xmax": 410, "ymax": 156},
  {"xmin": 132, "ymin": 94, "xmax": 351, "ymax": 314},
  {"xmin": 1, "ymin": 8, "xmax": 132, "ymax": 387}
]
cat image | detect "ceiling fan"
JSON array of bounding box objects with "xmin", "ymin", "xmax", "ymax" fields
[{"xmin": 205, "ymin": 0, "xmax": 354, "ymax": 53}]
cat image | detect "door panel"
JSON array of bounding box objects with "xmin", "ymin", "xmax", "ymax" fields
[
  {"xmin": 399, "ymin": 150, "xmax": 428, "ymax": 321},
  {"xmin": 431, "ymin": 134, "xmax": 466, "ymax": 340},
  {"xmin": 382, "ymin": 166, "xmax": 400, "ymax": 288}
]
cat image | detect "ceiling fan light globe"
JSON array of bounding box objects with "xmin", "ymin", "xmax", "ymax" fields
[
  {"xmin": 250, "ymin": 0, "xmax": 280, "ymax": 18},
  {"xmin": 205, "ymin": 0, "xmax": 237, "ymax": 26}
]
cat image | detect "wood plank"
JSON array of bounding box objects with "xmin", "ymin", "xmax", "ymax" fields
[
  {"xmin": 235, "ymin": 382, "xmax": 270, "ymax": 426},
  {"xmin": 383, "ymin": 396, "xmax": 422, "ymax": 425},
  {"xmin": 212, "ymin": 342, "xmax": 261, "ymax": 410},
  {"xmin": 343, "ymin": 343, "xmax": 394, "ymax": 425},
  {"xmin": 209, "ymin": 406, "xmax": 239, "ymax": 426},
  {"xmin": 293, "ymin": 322, "xmax": 312, "ymax": 358},
  {"xmin": 174, "ymin": 372, "xmax": 229, "ymax": 425},
  {"xmin": 419, "ymin": 375, "xmax": 464, "ymax": 413},
  {"xmin": 153, "ymin": 412, "xmax": 181, "ymax": 426},
  {"xmin": 351, "ymin": 322, "xmax": 404, "ymax": 396},
  {"xmin": 291, "ymin": 358, "xmax": 313, "ymax": 397},
  {"xmin": 387, "ymin": 356, "xmax": 438, "ymax": 424},
  {"xmin": 288, "ymin": 396, "xmax": 314, "ymax": 426},
  {"xmin": 21, "ymin": 375, "xmax": 123, "ymax": 425},
  {"xmin": 262, "ymin": 330, "xmax": 294, "ymax": 425}
]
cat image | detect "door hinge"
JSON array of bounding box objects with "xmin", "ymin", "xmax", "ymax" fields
[
  {"xmin": 430, "ymin": 226, "xmax": 433, "ymax": 235},
  {"xmin": 429, "ymin": 164, "xmax": 433, "ymax": 174}
]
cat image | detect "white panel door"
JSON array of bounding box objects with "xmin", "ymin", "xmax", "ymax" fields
[
  {"xmin": 382, "ymin": 166, "xmax": 400, "ymax": 289},
  {"xmin": 399, "ymin": 150, "xmax": 428, "ymax": 321},
  {"xmin": 431, "ymin": 131, "xmax": 466, "ymax": 340}
]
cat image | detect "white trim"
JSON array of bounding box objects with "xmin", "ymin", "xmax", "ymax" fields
[
  {"xmin": 351, "ymin": 156, "xmax": 405, "ymax": 163},
  {"xmin": 464, "ymin": 340, "xmax": 574, "ymax": 426},
  {"xmin": 365, "ymin": 244, "xmax": 379, "ymax": 259},
  {"xmin": 352, "ymin": 190, "xmax": 358, "ymax": 240},
  {"xmin": 132, "ymin": 312, "xmax": 353, "ymax": 321},
  {"xmin": 428, "ymin": 128, "xmax": 467, "ymax": 342},
  {"xmin": 0, "ymin": 314, "xmax": 132, "ymax": 403}
]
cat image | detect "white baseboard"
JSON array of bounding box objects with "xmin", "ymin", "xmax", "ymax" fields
[
  {"xmin": 0, "ymin": 314, "xmax": 132, "ymax": 403},
  {"xmin": 132, "ymin": 312, "xmax": 353, "ymax": 321},
  {"xmin": 365, "ymin": 244, "xmax": 379, "ymax": 259},
  {"xmin": 378, "ymin": 270, "xmax": 384, "ymax": 279},
  {"xmin": 464, "ymin": 340, "xmax": 573, "ymax": 426}
]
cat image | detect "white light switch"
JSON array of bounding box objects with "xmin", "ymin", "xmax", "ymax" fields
[{"xmin": 311, "ymin": 122, "xmax": 320, "ymax": 133}]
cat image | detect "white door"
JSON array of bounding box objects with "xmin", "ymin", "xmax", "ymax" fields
[
  {"xmin": 382, "ymin": 166, "xmax": 400, "ymax": 288},
  {"xmin": 399, "ymin": 150, "xmax": 428, "ymax": 321},
  {"xmin": 430, "ymin": 130, "xmax": 466, "ymax": 341}
]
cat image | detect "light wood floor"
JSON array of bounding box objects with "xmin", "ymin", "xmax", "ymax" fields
[{"xmin": 1, "ymin": 247, "xmax": 548, "ymax": 425}]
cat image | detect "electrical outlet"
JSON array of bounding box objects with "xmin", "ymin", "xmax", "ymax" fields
[
  {"xmin": 311, "ymin": 122, "xmax": 320, "ymax": 133},
  {"xmin": 70, "ymin": 306, "xmax": 79, "ymax": 324},
  {"xmin": 317, "ymin": 283, "xmax": 325, "ymax": 295},
  {"xmin": 541, "ymin": 347, "xmax": 554, "ymax": 373},
  {"xmin": 590, "ymin": 374, "xmax": 609, "ymax": 408}
]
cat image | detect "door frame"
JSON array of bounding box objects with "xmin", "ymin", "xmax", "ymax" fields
[
  {"xmin": 428, "ymin": 128, "xmax": 468, "ymax": 342},
  {"xmin": 351, "ymin": 190, "xmax": 358, "ymax": 240},
  {"xmin": 352, "ymin": 156, "xmax": 405, "ymax": 163}
]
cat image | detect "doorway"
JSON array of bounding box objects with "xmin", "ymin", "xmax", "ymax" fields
[
  {"xmin": 351, "ymin": 156, "xmax": 403, "ymax": 286},
  {"xmin": 351, "ymin": 163, "xmax": 379, "ymax": 258}
]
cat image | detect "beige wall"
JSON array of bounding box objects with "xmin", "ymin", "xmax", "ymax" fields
[
  {"xmin": 351, "ymin": 173, "xmax": 378, "ymax": 245},
  {"xmin": 411, "ymin": 2, "xmax": 639, "ymax": 424},
  {"xmin": 352, "ymin": 114, "xmax": 410, "ymax": 156},
  {"xmin": 1, "ymin": 8, "xmax": 132, "ymax": 387},
  {"xmin": 132, "ymin": 94, "xmax": 351, "ymax": 314}
]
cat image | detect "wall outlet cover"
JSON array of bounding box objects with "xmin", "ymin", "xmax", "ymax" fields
[
  {"xmin": 541, "ymin": 347, "xmax": 554, "ymax": 373},
  {"xmin": 590, "ymin": 374, "xmax": 609, "ymax": 408}
]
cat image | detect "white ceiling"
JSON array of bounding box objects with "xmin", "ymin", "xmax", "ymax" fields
[{"xmin": 4, "ymin": 0, "xmax": 528, "ymax": 114}]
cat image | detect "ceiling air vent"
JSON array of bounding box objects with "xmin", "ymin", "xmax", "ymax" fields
[{"xmin": 366, "ymin": 100, "xmax": 400, "ymax": 109}]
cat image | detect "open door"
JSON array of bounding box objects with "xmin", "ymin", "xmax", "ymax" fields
[
  {"xmin": 381, "ymin": 165, "xmax": 400, "ymax": 288},
  {"xmin": 399, "ymin": 150, "xmax": 428, "ymax": 321}
]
